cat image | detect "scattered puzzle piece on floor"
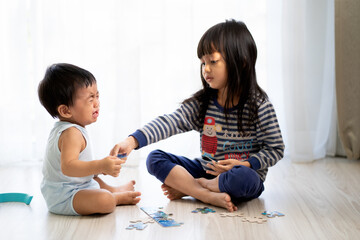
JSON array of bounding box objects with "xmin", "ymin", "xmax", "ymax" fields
[
  {"xmin": 219, "ymin": 212, "xmax": 244, "ymax": 217},
  {"xmin": 218, "ymin": 211, "xmax": 267, "ymax": 224},
  {"xmin": 191, "ymin": 207, "xmax": 216, "ymax": 214},
  {"xmin": 130, "ymin": 217, "xmax": 155, "ymax": 224},
  {"xmin": 158, "ymin": 219, "xmax": 184, "ymax": 227},
  {"xmin": 126, "ymin": 222, "xmax": 148, "ymax": 230},
  {"xmin": 141, "ymin": 207, "xmax": 183, "ymax": 227},
  {"xmin": 261, "ymin": 211, "xmax": 285, "ymax": 218},
  {"xmin": 242, "ymin": 216, "xmax": 267, "ymax": 224}
]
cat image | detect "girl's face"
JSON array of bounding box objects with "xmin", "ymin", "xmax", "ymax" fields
[
  {"xmin": 201, "ymin": 51, "xmax": 228, "ymax": 94},
  {"xmin": 68, "ymin": 84, "xmax": 100, "ymax": 127}
]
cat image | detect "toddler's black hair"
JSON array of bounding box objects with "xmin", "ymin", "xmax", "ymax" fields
[{"xmin": 38, "ymin": 63, "xmax": 96, "ymax": 118}]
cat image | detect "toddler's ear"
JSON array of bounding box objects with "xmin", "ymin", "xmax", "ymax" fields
[{"xmin": 57, "ymin": 105, "xmax": 72, "ymax": 118}]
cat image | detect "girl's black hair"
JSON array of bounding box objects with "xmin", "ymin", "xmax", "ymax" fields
[
  {"xmin": 38, "ymin": 63, "xmax": 96, "ymax": 118},
  {"xmin": 184, "ymin": 19, "xmax": 267, "ymax": 132}
]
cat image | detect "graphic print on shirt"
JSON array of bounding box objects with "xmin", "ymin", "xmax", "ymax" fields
[
  {"xmin": 201, "ymin": 116, "xmax": 222, "ymax": 158},
  {"xmin": 222, "ymin": 138, "xmax": 253, "ymax": 161}
]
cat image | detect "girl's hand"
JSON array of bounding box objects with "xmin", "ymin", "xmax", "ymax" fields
[
  {"xmin": 206, "ymin": 159, "xmax": 250, "ymax": 176},
  {"xmin": 110, "ymin": 136, "xmax": 139, "ymax": 160},
  {"xmin": 100, "ymin": 156, "xmax": 125, "ymax": 177}
]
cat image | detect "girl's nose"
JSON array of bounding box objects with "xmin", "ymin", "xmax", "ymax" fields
[{"xmin": 203, "ymin": 63, "xmax": 211, "ymax": 73}]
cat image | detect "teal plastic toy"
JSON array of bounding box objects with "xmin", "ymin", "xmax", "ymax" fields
[{"xmin": 0, "ymin": 193, "xmax": 33, "ymax": 205}]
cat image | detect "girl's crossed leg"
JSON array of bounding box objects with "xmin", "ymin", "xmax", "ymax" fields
[
  {"xmin": 163, "ymin": 165, "xmax": 237, "ymax": 212},
  {"xmin": 197, "ymin": 165, "xmax": 264, "ymax": 202},
  {"xmin": 147, "ymin": 150, "xmax": 264, "ymax": 211},
  {"xmin": 146, "ymin": 150, "xmax": 238, "ymax": 211}
]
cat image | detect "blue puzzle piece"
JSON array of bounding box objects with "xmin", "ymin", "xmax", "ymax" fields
[
  {"xmin": 141, "ymin": 207, "xmax": 183, "ymax": 227},
  {"xmin": 0, "ymin": 193, "xmax": 33, "ymax": 205},
  {"xmin": 126, "ymin": 222, "xmax": 148, "ymax": 230},
  {"xmin": 262, "ymin": 211, "xmax": 285, "ymax": 218},
  {"xmin": 158, "ymin": 219, "xmax": 182, "ymax": 227},
  {"xmin": 192, "ymin": 207, "xmax": 216, "ymax": 214},
  {"xmin": 117, "ymin": 153, "xmax": 127, "ymax": 158}
]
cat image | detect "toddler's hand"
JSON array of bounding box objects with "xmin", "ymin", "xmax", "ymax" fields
[{"xmin": 100, "ymin": 156, "xmax": 125, "ymax": 177}]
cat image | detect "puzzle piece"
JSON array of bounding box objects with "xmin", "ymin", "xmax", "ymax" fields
[
  {"xmin": 192, "ymin": 207, "xmax": 216, "ymax": 214},
  {"xmin": 158, "ymin": 219, "xmax": 184, "ymax": 227},
  {"xmin": 117, "ymin": 153, "xmax": 127, "ymax": 158},
  {"xmin": 219, "ymin": 212, "xmax": 244, "ymax": 217},
  {"xmin": 130, "ymin": 217, "xmax": 155, "ymax": 224},
  {"xmin": 141, "ymin": 207, "xmax": 183, "ymax": 227},
  {"xmin": 261, "ymin": 211, "xmax": 285, "ymax": 218},
  {"xmin": 126, "ymin": 222, "xmax": 148, "ymax": 230},
  {"xmin": 218, "ymin": 211, "xmax": 267, "ymax": 224},
  {"xmin": 242, "ymin": 216, "xmax": 267, "ymax": 224}
]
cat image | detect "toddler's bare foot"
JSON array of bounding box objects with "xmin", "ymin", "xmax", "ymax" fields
[
  {"xmin": 161, "ymin": 183, "xmax": 187, "ymax": 200},
  {"xmin": 113, "ymin": 180, "xmax": 136, "ymax": 192},
  {"xmin": 197, "ymin": 177, "xmax": 220, "ymax": 193},
  {"xmin": 115, "ymin": 191, "xmax": 141, "ymax": 205}
]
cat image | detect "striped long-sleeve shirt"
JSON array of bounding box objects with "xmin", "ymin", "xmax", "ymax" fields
[{"xmin": 132, "ymin": 97, "xmax": 285, "ymax": 182}]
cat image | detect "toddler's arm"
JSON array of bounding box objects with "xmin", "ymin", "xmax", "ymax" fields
[{"xmin": 60, "ymin": 127, "xmax": 124, "ymax": 177}]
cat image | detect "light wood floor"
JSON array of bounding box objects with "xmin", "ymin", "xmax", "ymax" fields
[{"xmin": 1, "ymin": 156, "xmax": 360, "ymax": 240}]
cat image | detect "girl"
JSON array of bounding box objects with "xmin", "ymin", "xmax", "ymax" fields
[{"xmin": 111, "ymin": 19, "xmax": 284, "ymax": 211}]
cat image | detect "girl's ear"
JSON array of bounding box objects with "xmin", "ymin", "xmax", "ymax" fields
[{"xmin": 57, "ymin": 104, "xmax": 72, "ymax": 119}]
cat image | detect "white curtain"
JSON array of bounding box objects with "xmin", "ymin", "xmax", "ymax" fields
[
  {"xmin": 269, "ymin": 0, "xmax": 337, "ymax": 162},
  {"xmin": 0, "ymin": 0, "xmax": 335, "ymax": 165}
]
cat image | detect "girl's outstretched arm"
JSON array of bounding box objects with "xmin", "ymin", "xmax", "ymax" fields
[
  {"xmin": 133, "ymin": 100, "xmax": 202, "ymax": 148},
  {"xmin": 110, "ymin": 136, "xmax": 138, "ymax": 157}
]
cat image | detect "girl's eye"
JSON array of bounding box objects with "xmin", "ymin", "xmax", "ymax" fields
[{"xmin": 211, "ymin": 60, "xmax": 217, "ymax": 64}]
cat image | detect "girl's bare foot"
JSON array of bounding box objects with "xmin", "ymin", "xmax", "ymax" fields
[
  {"xmin": 114, "ymin": 191, "xmax": 141, "ymax": 205},
  {"xmin": 196, "ymin": 178, "xmax": 237, "ymax": 212},
  {"xmin": 204, "ymin": 192, "xmax": 237, "ymax": 212},
  {"xmin": 161, "ymin": 183, "xmax": 187, "ymax": 200},
  {"xmin": 113, "ymin": 180, "xmax": 136, "ymax": 192},
  {"xmin": 197, "ymin": 177, "xmax": 220, "ymax": 193}
]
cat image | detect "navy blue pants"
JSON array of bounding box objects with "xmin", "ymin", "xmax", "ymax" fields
[{"xmin": 146, "ymin": 149, "xmax": 264, "ymax": 203}]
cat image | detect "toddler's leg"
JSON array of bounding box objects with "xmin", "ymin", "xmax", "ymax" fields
[
  {"xmin": 94, "ymin": 176, "xmax": 136, "ymax": 192},
  {"xmin": 73, "ymin": 189, "xmax": 141, "ymax": 215}
]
